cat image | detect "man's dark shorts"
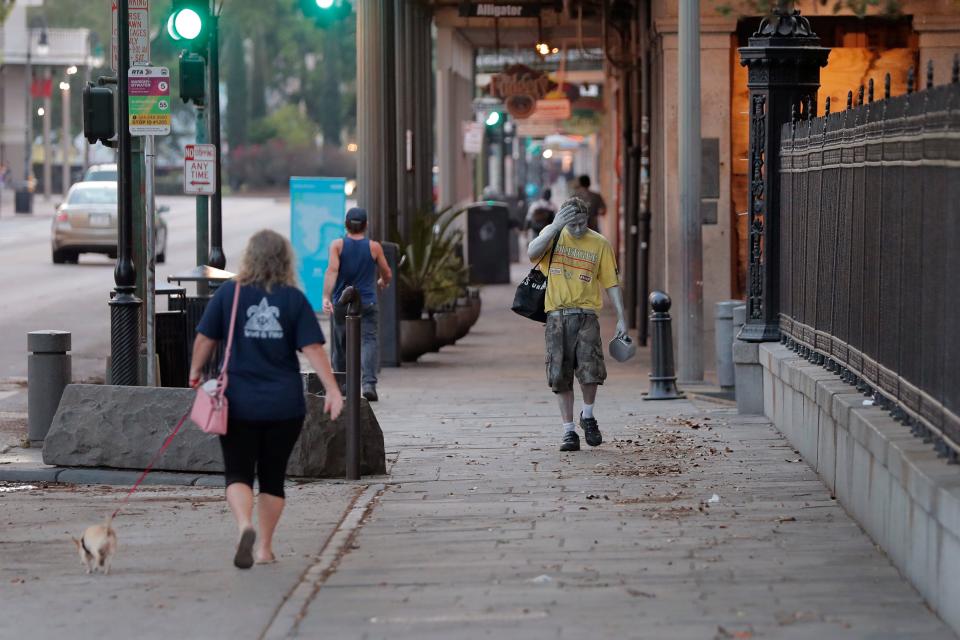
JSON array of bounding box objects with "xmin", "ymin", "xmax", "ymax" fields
[{"xmin": 545, "ymin": 312, "xmax": 607, "ymax": 393}]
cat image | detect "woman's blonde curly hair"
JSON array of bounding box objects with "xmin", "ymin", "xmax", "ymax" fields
[{"xmin": 236, "ymin": 229, "xmax": 299, "ymax": 292}]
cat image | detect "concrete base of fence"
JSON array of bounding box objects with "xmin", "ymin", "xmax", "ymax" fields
[
  {"xmin": 42, "ymin": 384, "xmax": 386, "ymax": 478},
  {"xmin": 759, "ymin": 343, "xmax": 960, "ymax": 635},
  {"xmin": 732, "ymin": 339, "xmax": 764, "ymax": 414}
]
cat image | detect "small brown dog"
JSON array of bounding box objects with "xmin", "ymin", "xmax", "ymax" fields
[{"xmin": 72, "ymin": 515, "xmax": 118, "ymax": 575}]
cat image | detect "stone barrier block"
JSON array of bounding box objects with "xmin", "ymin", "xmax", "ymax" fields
[{"xmin": 43, "ymin": 384, "xmax": 385, "ymax": 478}]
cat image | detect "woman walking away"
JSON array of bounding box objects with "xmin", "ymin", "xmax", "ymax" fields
[{"xmin": 190, "ymin": 229, "xmax": 344, "ymax": 569}]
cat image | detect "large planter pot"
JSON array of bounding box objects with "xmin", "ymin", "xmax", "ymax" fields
[
  {"xmin": 454, "ymin": 305, "xmax": 472, "ymax": 340},
  {"xmin": 399, "ymin": 288, "xmax": 426, "ymax": 321},
  {"xmin": 433, "ymin": 311, "xmax": 458, "ymax": 348},
  {"xmin": 400, "ymin": 318, "xmax": 436, "ymax": 362},
  {"xmin": 468, "ymin": 296, "xmax": 482, "ymax": 327}
]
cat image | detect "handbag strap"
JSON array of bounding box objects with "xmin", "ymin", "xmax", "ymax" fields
[
  {"xmin": 537, "ymin": 229, "xmax": 562, "ymax": 271},
  {"xmin": 217, "ymin": 281, "xmax": 242, "ymax": 384}
]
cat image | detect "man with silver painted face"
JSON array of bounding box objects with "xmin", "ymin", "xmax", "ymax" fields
[{"xmin": 527, "ymin": 196, "xmax": 628, "ymax": 451}]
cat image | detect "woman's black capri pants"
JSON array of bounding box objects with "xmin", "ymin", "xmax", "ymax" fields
[{"xmin": 219, "ymin": 416, "xmax": 304, "ymax": 498}]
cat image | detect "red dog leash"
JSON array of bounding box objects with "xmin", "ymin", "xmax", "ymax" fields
[{"xmin": 111, "ymin": 410, "xmax": 191, "ymax": 519}]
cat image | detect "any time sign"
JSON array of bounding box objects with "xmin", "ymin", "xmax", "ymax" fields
[{"xmin": 184, "ymin": 144, "xmax": 216, "ymax": 195}]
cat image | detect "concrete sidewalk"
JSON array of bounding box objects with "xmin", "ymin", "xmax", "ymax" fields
[
  {"xmin": 0, "ymin": 271, "xmax": 953, "ymax": 639},
  {"xmin": 280, "ymin": 274, "xmax": 953, "ymax": 639}
]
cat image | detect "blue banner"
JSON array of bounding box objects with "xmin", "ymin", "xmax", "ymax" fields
[{"xmin": 290, "ymin": 177, "xmax": 346, "ymax": 311}]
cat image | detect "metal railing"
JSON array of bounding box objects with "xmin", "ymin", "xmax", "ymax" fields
[{"xmin": 778, "ymin": 65, "xmax": 960, "ymax": 462}]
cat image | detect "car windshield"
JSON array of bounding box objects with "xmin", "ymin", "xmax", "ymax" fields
[
  {"xmin": 68, "ymin": 187, "xmax": 117, "ymax": 205},
  {"xmin": 85, "ymin": 170, "xmax": 117, "ymax": 181}
]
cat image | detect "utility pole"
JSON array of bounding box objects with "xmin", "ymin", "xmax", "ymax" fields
[
  {"xmin": 109, "ymin": 0, "xmax": 141, "ymax": 387},
  {"xmin": 678, "ymin": 0, "xmax": 703, "ymax": 382},
  {"xmin": 42, "ymin": 68, "xmax": 52, "ymax": 199},
  {"xmin": 61, "ymin": 79, "xmax": 70, "ymax": 195},
  {"xmin": 206, "ymin": 11, "xmax": 225, "ymax": 269}
]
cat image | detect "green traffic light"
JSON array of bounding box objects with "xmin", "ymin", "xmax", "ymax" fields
[
  {"xmin": 167, "ymin": 8, "xmax": 203, "ymax": 41},
  {"xmin": 316, "ymin": 0, "xmax": 334, "ymax": 7},
  {"xmin": 176, "ymin": 9, "xmax": 203, "ymax": 39},
  {"xmin": 485, "ymin": 111, "xmax": 501, "ymax": 126},
  {"xmin": 166, "ymin": 14, "xmax": 181, "ymax": 40}
]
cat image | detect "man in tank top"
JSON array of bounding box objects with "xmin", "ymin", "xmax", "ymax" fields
[{"xmin": 322, "ymin": 207, "xmax": 393, "ymax": 401}]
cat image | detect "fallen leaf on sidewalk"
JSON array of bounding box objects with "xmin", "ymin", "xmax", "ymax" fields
[{"xmin": 776, "ymin": 516, "xmax": 797, "ymax": 523}]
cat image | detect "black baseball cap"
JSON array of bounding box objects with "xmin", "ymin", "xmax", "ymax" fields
[{"xmin": 345, "ymin": 207, "xmax": 368, "ymax": 223}]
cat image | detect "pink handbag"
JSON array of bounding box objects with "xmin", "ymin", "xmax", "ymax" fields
[{"xmin": 191, "ymin": 282, "xmax": 241, "ymax": 435}]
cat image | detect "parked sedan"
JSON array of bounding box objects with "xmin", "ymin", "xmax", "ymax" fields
[
  {"xmin": 83, "ymin": 163, "xmax": 118, "ymax": 182},
  {"xmin": 51, "ymin": 182, "xmax": 168, "ymax": 264}
]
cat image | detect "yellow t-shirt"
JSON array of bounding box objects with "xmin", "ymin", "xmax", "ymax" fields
[{"xmin": 536, "ymin": 228, "xmax": 619, "ymax": 312}]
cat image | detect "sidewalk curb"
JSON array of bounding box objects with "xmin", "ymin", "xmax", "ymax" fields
[
  {"xmin": 0, "ymin": 465, "xmax": 215, "ymax": 487},
  {"xmin": 260, "ymin": 483, "xmax": 385, "ymax": 640}
]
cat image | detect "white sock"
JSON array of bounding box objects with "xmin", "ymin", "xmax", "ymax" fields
[
  {"xmin": 582, "ymin": 404, "xmax": 594, "ymax": 419},
  {"xmin": 563, "ymin": 422, "xmax": 576, "ymax": 434}
]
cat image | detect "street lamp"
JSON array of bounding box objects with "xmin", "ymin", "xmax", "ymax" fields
[{"xmin": 24, "ymin": 16, "xmax": 49, "ymax": 188}]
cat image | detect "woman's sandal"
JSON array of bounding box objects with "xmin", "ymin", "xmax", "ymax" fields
[
  {"xmin": 234, "ymin": 528, "xmax": 256, "ymax": 569},
  {"xmin": 255, "ymin": 553, "xmax": 277, "ymax": 565}
]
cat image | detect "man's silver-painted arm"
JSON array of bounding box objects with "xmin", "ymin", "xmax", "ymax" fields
[{"xmin": 606, "ymin": 285, "xmax": 628, "ymax": 338}]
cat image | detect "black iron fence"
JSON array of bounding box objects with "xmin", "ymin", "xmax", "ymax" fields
[{"xmin": 778, "ymin": 67, "xmax": 959, "ymax": 462}]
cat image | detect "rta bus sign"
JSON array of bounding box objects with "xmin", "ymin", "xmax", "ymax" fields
[{"xmin": 458, "ymin": 2, "xmax": 540, "ymax": 18}]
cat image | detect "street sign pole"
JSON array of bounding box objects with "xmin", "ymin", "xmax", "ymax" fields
[
  {"xmin": 145, "ymin": 134, "xmax": 156, "ymax": 386},
  {"xmin": 109, "ymin": 0, "xmax": 141, "ymax": 387},
  {"xmin": 207, "ymin": 12, "xmax": 225, "ymax": 270},
  {"xmin": 195, "ymin": 106, "xmax": 209, "ymax": 295}
]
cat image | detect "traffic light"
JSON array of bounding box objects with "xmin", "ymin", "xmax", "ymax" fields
[
  {"xmin": 166, "ymin": 0, "xmax": 210, "ymax": 52},
  {"xmin": 179, "ymin": 51, "xmax": 206, "ymax": 105},
  {"xmin": 299, "ymin": 0, "xmax": 351, "ymax": 28},
  {"xmin": 82, "ymin": 83, "xmax": 115, "ymax": 145}
]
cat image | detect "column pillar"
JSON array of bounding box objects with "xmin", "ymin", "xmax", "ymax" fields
[
  {"xmin": 357, "ymin": 0, "xmax": 397, "ymax": 241},
  {"xmin": 737, "ymin": 7, "xmax": 828, "ymax": 342}
]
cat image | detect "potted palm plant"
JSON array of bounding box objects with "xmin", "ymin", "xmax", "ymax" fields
[{"xmin": 397, "ymin": 206, "xmax": 467, "ymax": 361}]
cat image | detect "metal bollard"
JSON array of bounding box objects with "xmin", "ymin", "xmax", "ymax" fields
[
  {"xmin": 27, "ymin": 331, "xmax": 72, "ymax": 444},
  {"xmin": 643, "ymin": 291, "xmax": 685, "ymax": 401},
  {"xmin": 714, "ymin": 300, "xmax": 743, "ymax": 390},
  {"xmin": 338, "ymin": 286, "xmax": 362, "ymax": 480}
]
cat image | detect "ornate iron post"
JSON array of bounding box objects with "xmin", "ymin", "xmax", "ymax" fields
[
  {"xmin": 110, "ymin": 0, "xmax": 142, "ymax": 386},
  {"xmin": 737, "ymin": 7, "xmax": 829, "ymax": 342}
]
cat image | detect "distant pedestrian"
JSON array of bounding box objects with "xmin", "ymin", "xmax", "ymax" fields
[
  {"xmin": 525, "ymin": 188, "xmax": 557, "ymax": 238},
  {"xmin": 527, "ymin": 197, "xmax": 627, "ymax": 452},
  {"xmin": 574, "ymin": 175, "xmax": 607, "ymax": 232},
  {"xmin": 190, "ymin": 229, "xmax": 343, "ymax": 569},
  {"xmin": 322, "ymin": 207, "xmax": 393, "ymax": 402}
]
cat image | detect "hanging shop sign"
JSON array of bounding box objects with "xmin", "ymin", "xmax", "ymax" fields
[
  {"xmin": 487, "ymin": 65, "xmax": 557, "ymax": 119},
  {"xmin": 458, "ymin": 2, "xmax": 540, "ymax": 18}
]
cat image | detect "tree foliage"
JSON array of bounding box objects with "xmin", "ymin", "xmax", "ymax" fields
[{"xmin": 34, "ymin": 0, "xmax": 357, "ymax": 156}]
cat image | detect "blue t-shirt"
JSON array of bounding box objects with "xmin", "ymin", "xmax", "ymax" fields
[{"xmin": 196, "ymin": 280, "xmax": 325, "ymax": 421}]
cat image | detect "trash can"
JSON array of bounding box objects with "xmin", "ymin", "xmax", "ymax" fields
[
  {"xmin": 466, "ymin": 201, "xmax": 510, "ymax": 285},
  {"xmin": 14, "ymin": 188, "xmax": 32, "ymax": 214},
  {"xmin": 168, "ymin": 265, "xmax": 237, "ymax": 379},
  {"xmin": 714, "ymin": 300, "xmax": 743, "ymax": 390},
  {"xmin": 155, "ymin": 283, "xmax": 187, "ymax": 387}
]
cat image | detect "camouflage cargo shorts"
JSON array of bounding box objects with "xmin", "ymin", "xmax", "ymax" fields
[{"xmin": 544, "ymin": 312, "xmax": 607, "ymax": 393}]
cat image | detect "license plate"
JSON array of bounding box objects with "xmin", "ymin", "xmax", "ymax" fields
[{"xmin": 89, "ymin": 213, "xmax": 111, "ymax": 227}]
